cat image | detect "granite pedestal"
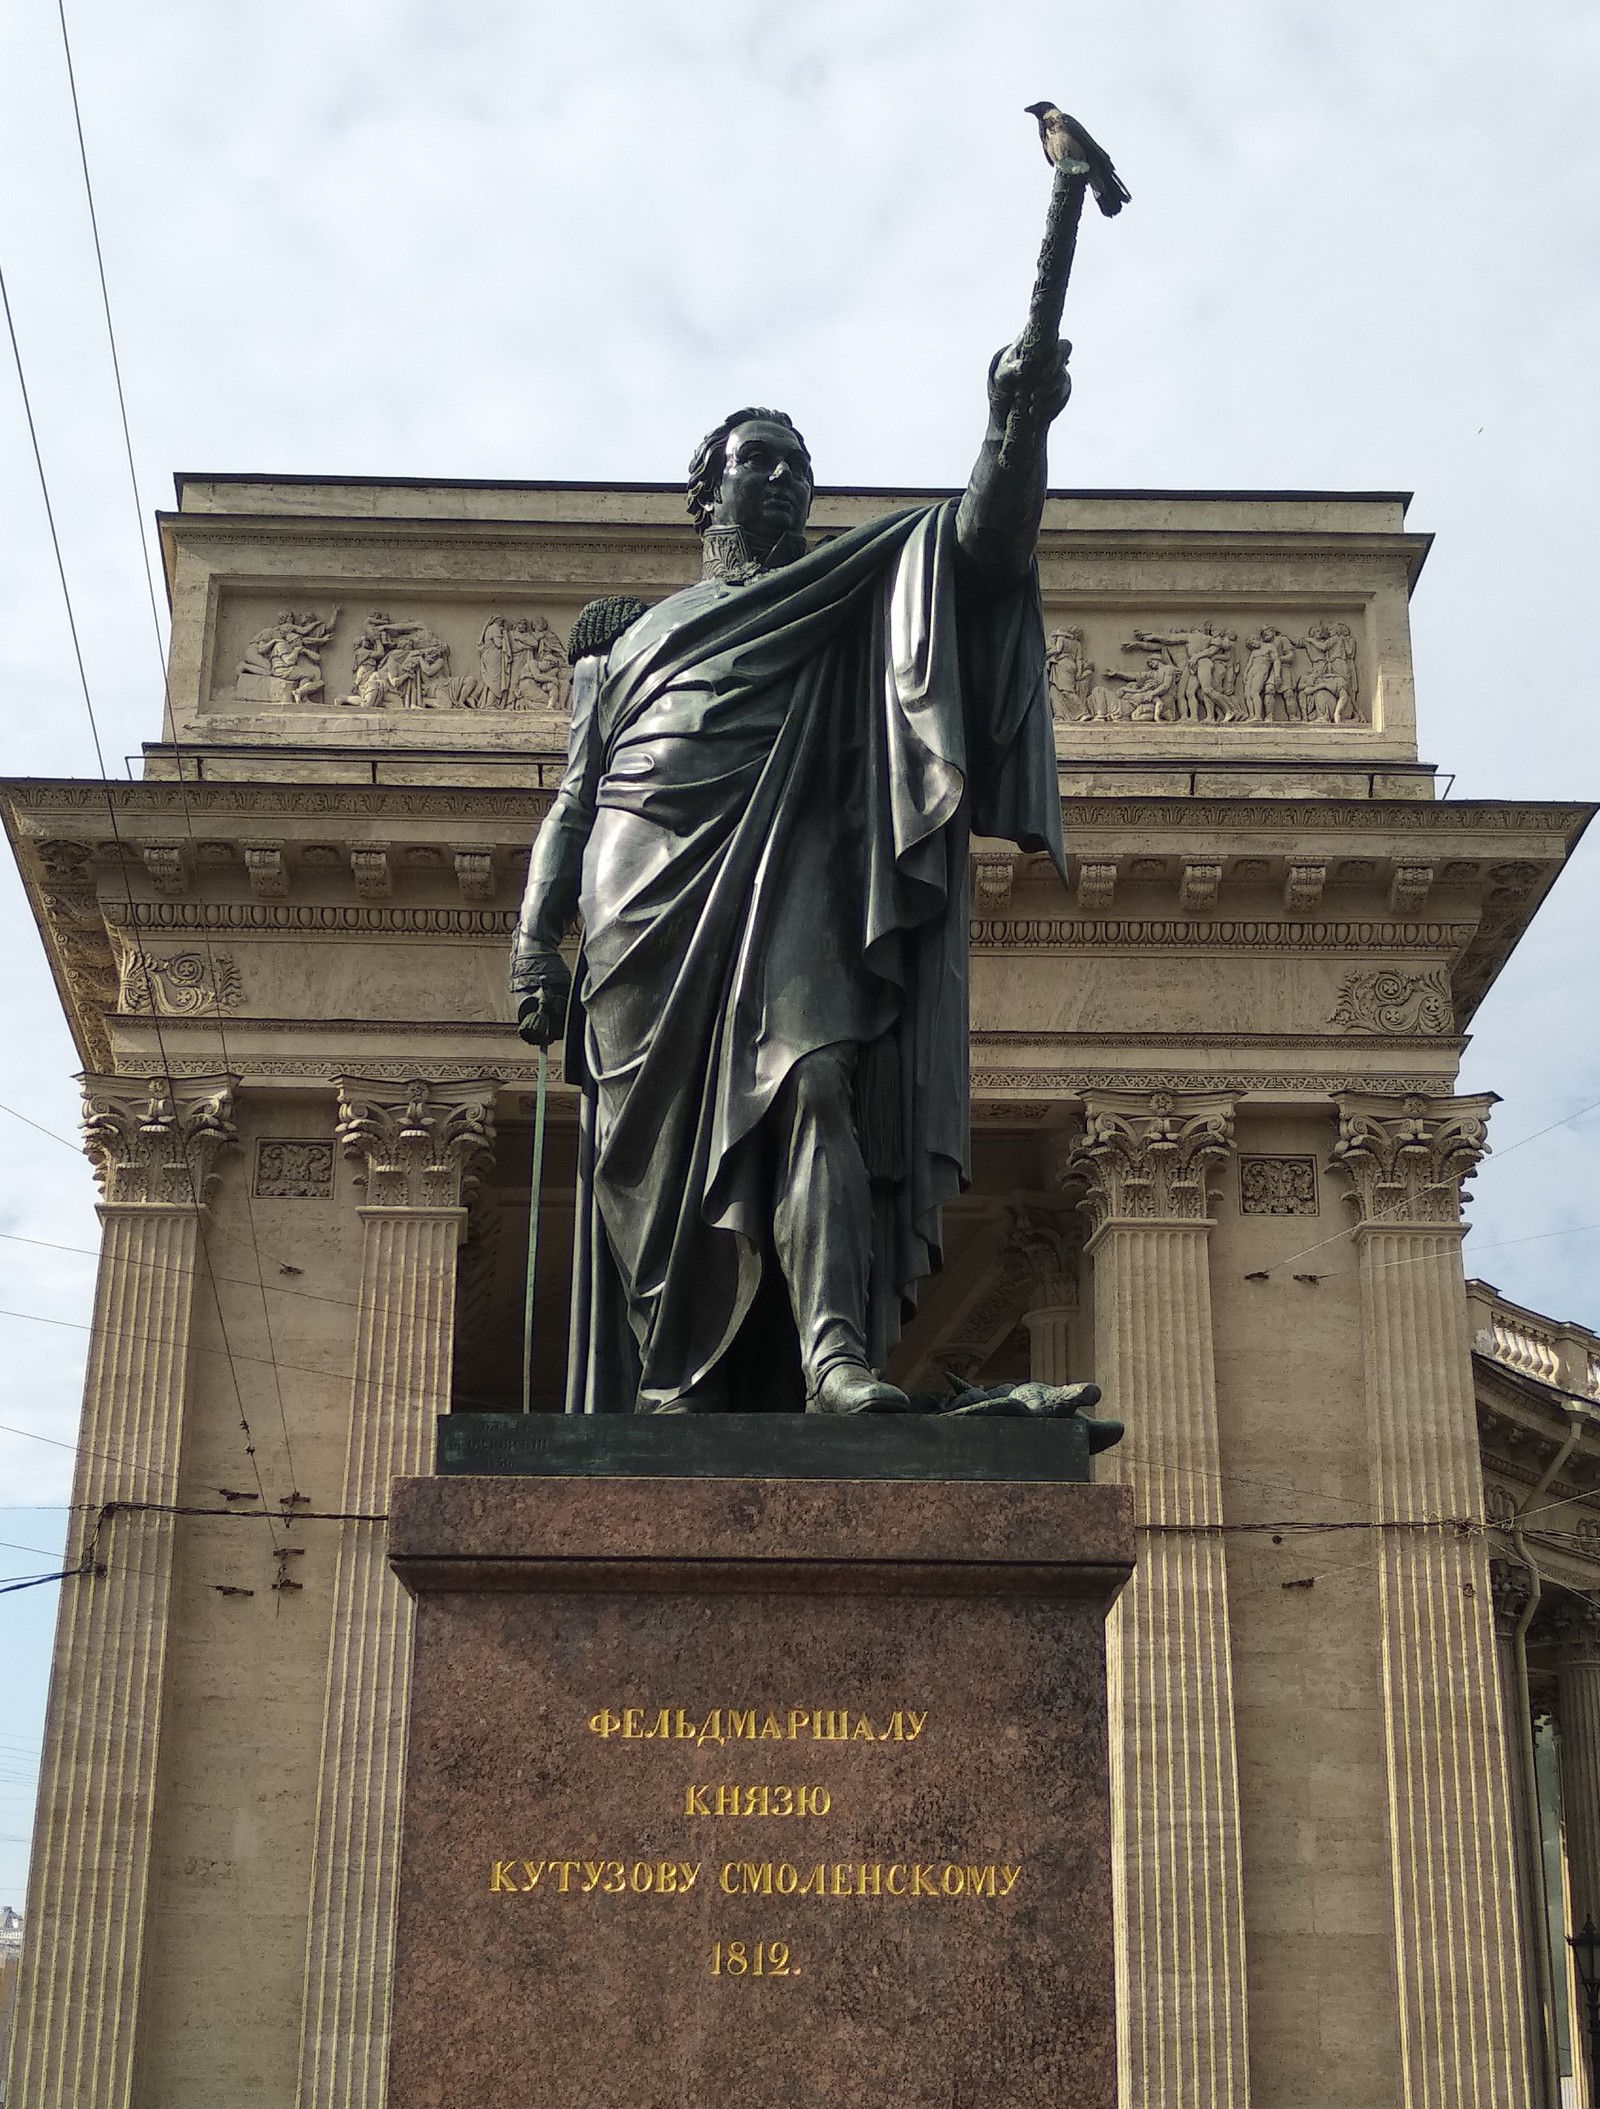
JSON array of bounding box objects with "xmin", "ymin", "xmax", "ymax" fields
[{"xmin": 386, "ymin": 1418, "xmax": 1134, "ymax": 2109}]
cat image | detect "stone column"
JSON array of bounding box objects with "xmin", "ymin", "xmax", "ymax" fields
[
  {"xmin": 1489, "ymin": 1558, "xmax": 1551, "ymax": 2099},
  {"xmin": 1332, "ymin": 1094, "xmax": 1532, "ymax": 2108},
  {"xmin": 6, "ymin": 1074, "xmax": 237, "ymax": 2109},
  {"xmin": 1058, "ymin": 1091, "xmax": 1251, "ymax": 2109},
  {"xmin": 1553, "ymin": 1597, "xmax": 1600, "ymax": 2106},
  {"xmin": 295, "ymin": 1078, "xmax": 496, "ymax": 2109},
  {"xmin": 1005, "ymin": 1205, "xmax": 1085, "ymax": 1385}
]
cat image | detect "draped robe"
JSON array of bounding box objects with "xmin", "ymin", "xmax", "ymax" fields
[{"xmin": 554, "ymin": 499, "xmax": 1065, "ymax": 1412}]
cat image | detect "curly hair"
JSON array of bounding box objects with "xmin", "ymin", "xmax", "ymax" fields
[{"xmin": 685, "ymin": 407, "xmax": 811, "ymax": 533}]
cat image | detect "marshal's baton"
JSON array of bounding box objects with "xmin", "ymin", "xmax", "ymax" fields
[{"xmin": 996, "ymin": 158, "xmax": 1089, "ymax": 472}]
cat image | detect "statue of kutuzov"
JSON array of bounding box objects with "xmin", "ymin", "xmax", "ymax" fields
[{"xmin": 512, "ymin": 339, "xmax": 1074, "ymax": 1417}]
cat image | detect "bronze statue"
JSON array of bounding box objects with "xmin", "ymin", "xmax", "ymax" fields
[{"xmin": 513, "ymin": 116, "xmax": 1124, "ymax": 1419}]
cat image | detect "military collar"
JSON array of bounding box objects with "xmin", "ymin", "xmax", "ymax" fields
[{"xmin": 700, "ymin": 523, "xmax": 808, "ymax": 586}]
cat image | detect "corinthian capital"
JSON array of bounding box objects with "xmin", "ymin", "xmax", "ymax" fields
[
  {"xmin": 79, "ymin": 1071, "xmax": 239, "ymax": 1207},
  {"xmin": 1000, "ymin": 1204, "xmax": 1083, "ymax": 1311},
  {"xmin": 1331, "ymin": 1092, "xmax": 1493, "ymax": 1230},
  {"xmin": 1548, "ymin": 1596, "xmax": 1600, "ymax": 1668},
  {"xmin": 1488, "ymin": 1556, "xmax": 1534, "ymax": 1642},
  {"xmin": 335, "ymin": 1076, "xmax": 498, "ymax": 1211},
  {"xmin": 1055, "ymin": 1090, "xmax": 1236, "ymax": 1234}
]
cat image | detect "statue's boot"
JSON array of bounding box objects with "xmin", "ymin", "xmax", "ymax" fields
[{"xmin": 809, "ymin": 1362, "xmax": 911, "ymax": 1416}]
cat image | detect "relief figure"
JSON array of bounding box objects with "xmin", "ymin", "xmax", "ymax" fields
[
  {"xmin": 478, "ymin": 616, "xmax": 513, "ymax": 708},
  {"xmin": 1296, "ymin": 620, "xmax": 1359, "ymax": 724},
  {"xmin": 340, "ymin": 615, "xmax": 457, "ymax": 710},
  {"xmin": 1130, "ymin": 622, "xmax": 1240, "ymax": 723},
  {"xmin": 508, "ymin": 616, "xmax": 572, "ymax": 713},
  {"xmin": 1045, "ymin": 626, "xmax": 1092, "ymax": 721},
  {"xmin": 232, "ymin": 610, "xmax": 338, "ymax": 708},
  {"xmin": 1242, "ymin": 626, "xmax": 1298, "ymax": 723}
]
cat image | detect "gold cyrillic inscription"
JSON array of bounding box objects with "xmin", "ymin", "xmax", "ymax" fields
[
  {"xmin": 715, "ymin": 1861, "xmax": 1022, "ymax": 1900},
  {"xmin": 490, "ymin": 1856, "xmax": 1019, "ymax": 1901},
  {"xmin": 683, "ymin": 1784, "xmax": 832, "ymax": 1817},
  {"xmin": 490, "ymin": 1859, "xmax": 701, "ymax": 1897},
  {"xmin": 586, "ymin": 1706, "xmax": 926, "ymax": 1745}
]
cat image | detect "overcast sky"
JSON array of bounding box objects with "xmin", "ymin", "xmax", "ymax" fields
[{"xmin": 1, "ymin": 0, "xmax": 1597, "ymax": 1905}]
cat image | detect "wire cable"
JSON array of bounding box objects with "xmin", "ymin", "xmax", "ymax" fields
[{"xmin": 1, "ymin": 260, "xmax": 281, "ymax": 1539}]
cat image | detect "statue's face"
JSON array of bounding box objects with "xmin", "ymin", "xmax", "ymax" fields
[{"xmin": 712, "ymin": 419, "xmax": 813, "ymax": 549}]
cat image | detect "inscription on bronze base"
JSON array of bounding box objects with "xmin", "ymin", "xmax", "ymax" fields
[{"xmin": 387, "ymin": 1444, "xmax": 1134, "ymax": 2109}]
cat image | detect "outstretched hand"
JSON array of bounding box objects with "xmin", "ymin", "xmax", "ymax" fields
[{"xmin": 987, "ymin": 334, "xmax": 1072, "ymax": 435}]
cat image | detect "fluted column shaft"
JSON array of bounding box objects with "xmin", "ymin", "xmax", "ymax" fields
[
  {"xmin": 296, "ymin": 1078, "xmax": 495, "ymax": 2109},
  {"xmin": 1335, "ymin": 1094, "xmax": 1531, "ymax": 2109},
  {"xmin": 5, "ymin": 1076, "xmax": 236, "ymax": 2109},
  {"xmin": 1024, "ymin": 1304, "xmax": 1076, "ymax": 1384},
  {"xmin": 1489, "ymin": 1560, "xmax": 1552, "ymax": 2099},
  {"xmin": 1554, "ymin": 1602, "xmax": 1600, "ymax": 2106},
  {"xmin": 1061, "ymin": 1092, "xmax": 1250, "ymax": 2109}
]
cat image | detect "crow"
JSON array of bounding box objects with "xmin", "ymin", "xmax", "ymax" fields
[{"xmin": 1023, "ymin": 103, "xmax": 1130, "ymax": 218}]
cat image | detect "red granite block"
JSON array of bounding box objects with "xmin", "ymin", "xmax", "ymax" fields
[{"xmin": 387, "ymin": 1475, "xmax": 1133, "ymax": 2109}]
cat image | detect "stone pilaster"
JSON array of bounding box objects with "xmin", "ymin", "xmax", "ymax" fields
[
  {"xmin": 295, "ymin": 1078, "xmax": 497, "ymax": 2109},
  {"xmin": 6, "ymin": 1074, "xmax": 237, "ymax": 2109},
  {"xmin": 1553, "ymin": 1599, "xmax": 1600, "ymax": 1962},
  {"xmin": 1058, "ymin": 1091, "xmax": 1251, "ymax": 2109},
  {"xmin": 1332, "ymin": 1094, "xmax": 1531, "ymax": 2108}
]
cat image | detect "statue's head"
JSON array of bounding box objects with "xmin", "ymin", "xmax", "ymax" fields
[{"xmin": 687, "ymin": 407, "xmax": 813, "ymax": 564}]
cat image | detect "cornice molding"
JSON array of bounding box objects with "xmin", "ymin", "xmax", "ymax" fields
[
  {"xmin": 6, "ymin": 781, "xmax": 1590, "ymax": 836},
  {"xmin": 974, "ymin": 1068, "xmax": 1447, "ymax": 1097},
  {"xmin": 972, "ymin": 916, "xmax": 1474, "ymax": 951}
]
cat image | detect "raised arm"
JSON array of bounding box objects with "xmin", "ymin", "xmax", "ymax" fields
[{"xmin": 954, "ymin": 336, "xmax": 1072, "ymax": 589}]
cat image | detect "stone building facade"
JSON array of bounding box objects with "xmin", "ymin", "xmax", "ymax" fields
[{"xmin": 3, "ymin": 473, "xmax": 1597, "ymax": 2107}]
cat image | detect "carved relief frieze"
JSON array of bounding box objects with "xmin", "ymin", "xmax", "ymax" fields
[
  {"xmin": 1046, "ymin": 614, "xmax": 1362, "ymax": 728},
  {"xmin": 1330, "ymin": 968, "xmax": 1454, "ymax": 1036},
  {"xmin": 117, "ymin": 945, "xmax": 244, "ymax": 1017},
  {"xmin": 212, "ymin": 603, "xmax": 574, "ymax": 718},
  {"xmin": 254, "ymin": 1139, "xmax": 335, "ymax": 1199},
  {"xmin": 1239, "ymin": 1156, "xmax": 1318, "ymax": 1215},
  {"xmin": 80, "ymin": 1072, "xmax": 238, "ymax": 1207},
  {"xmin": 1330, "ymin": 1092, "xmax": 1493, "ymax": 1228}
]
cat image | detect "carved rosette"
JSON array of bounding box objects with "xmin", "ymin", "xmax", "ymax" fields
[
  {"xmin": 1331, "ymin": 1092, "xmax": 1493, "ymax": 1230},
  {"xmin": 1056, "ymin": 1090, "xmax": 1236, "ymax": 1233},
  {"xmin": 335, "ymin": 1075, "xmax": 498, "ymax": 1211},
  {"xmin": 79, "ymin": 1071, "xmax": 239, "ymax": 1207}
]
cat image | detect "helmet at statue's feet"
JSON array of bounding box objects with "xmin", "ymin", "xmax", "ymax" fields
[{"xmin": 808, "ymin": 1364, "xmax": 911, "ymax": 1415}]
